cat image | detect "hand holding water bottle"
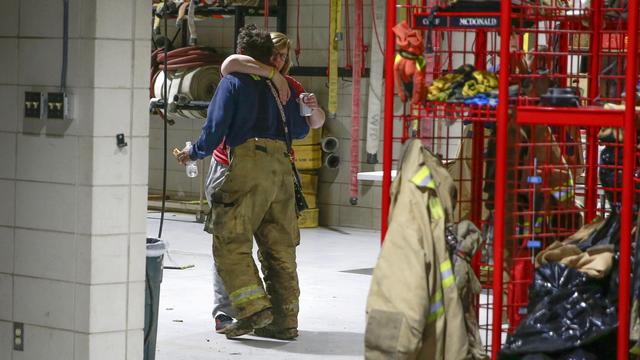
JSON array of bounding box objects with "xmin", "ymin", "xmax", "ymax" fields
[{"xmin": 173, "ymin": 141, "xmax": 198, "ymax": 178}]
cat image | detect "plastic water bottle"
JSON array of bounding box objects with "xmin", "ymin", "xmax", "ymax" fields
[{"xmin": 185, "ymin": 141, "xmax": 198, "ymax": 178}]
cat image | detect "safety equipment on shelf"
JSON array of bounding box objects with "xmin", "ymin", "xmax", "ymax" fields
[
  {"xmin": 186, "ymin": 0, "xmax": 198, "ymax": 45},
  {"xmin": 392, "ymin": 21, "xmax": 426, "ymax": 105},
  {"xmin": 153, "ymin": 1, "xmax": 182, "ymax": 35},
  {"xmin": 463, "ymin": 93, "xmax": 498, "ymax": 107},
  {"xmin": 152, "ymin": 0, "xmax": 201, "ymax": 44},
  {"xmin": 151, "ymin": 46, "xmax": 225, "ymax": 73},
  {"xmin": 426, "ymin": 65, "xmax": 499, "ymax": 102},
  {"xmin": 150, "ymin": 46, "xmax": 224, "ymax": 120},
  {"xmin": 427, "ymin": 73, "xmax": 462, "ymax": 101},
  {"xmin": 152, "ymin": 64, "xmax": 222, "ymax": 119},
  {"xmin": 365, "ymin": 139, "xmax": 479, "ymax": 359}
]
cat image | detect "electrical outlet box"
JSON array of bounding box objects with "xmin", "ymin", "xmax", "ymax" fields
[
  {"xmin": 47, "ymin": 92, "xmax": 70, "ymax": 119},
  {"xmin": 24, "ymin": 92, "xmax": 44, "ymax": 118},
  {"xmin": 13, "ymin": 322, "xmax": 23, "ymax": 351}
]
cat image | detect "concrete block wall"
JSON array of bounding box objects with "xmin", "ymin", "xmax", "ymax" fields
[
  {"xmin": 0, "ymin": 1, "xmax": 150, "ymax": 359},
  {"xmin": 148, "ymin": 0, "xmax": 386, "ymax": 229}
]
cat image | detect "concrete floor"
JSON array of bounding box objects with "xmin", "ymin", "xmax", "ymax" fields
[{"xmin": 147, "ymin": 212, "xmax": 381, "ymax": 360}]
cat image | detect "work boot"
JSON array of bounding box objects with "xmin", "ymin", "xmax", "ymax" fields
[
  {"xmin": 225, "ymin": 308, "xmax": 273, "ymax": 339},
  {"xmin": 253, "ymin": 325, "xmax": 298, "ymax": 340},
  {"xmin": 214, "ymin": 314, "xmax": 234, "ymax": 334}
]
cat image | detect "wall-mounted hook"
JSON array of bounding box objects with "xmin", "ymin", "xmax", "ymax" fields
[{"xmin": 116, "ymin": 133, "xmax": 128, "ymax": 148}]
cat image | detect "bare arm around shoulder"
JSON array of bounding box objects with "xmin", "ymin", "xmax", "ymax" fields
[
  {"xmin": 220, "ymin": 54, "xmax": 290, "ymax": 103},
  {"xmin": 302, "ymin": 93, "xmax": 326, "ymax": 129}
]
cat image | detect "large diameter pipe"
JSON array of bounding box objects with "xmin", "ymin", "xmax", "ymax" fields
[
  {"xmin": 321, "ymin": 136, "xmax": 339, "ymax": 153},
  {"xmin": 323, "ymin": 153, "xmax": 341, "ymax": 169}
]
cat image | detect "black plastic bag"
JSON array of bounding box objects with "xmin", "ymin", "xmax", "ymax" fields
[
  {"xmin": 577, "ymin": 212, "xmax": 620, "ymax": 251},
  {"xmin": 519, "ymin": 348, "xmax": 599, "ymax": 360},
  {"xmin": 500, "ymin": 263, "xmax": 618, "ymax": 359}
]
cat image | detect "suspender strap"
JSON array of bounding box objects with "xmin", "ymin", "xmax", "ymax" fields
[
  {"xmin": 266, "ymin": 79, "xmax": 309, "ymax": 213},
  {"xmin": 266, "ymin": 80, "xmax": 293, "ymax": 154}
]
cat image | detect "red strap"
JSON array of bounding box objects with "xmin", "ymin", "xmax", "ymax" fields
[
  {"xmin": 349, "ymin": 0, "xmax": 363, "ymax": 204},
  {"xmin": 286, "ymin": 76, "xmax": 306, "ymax": 97},
  {"xmin": 212, "ymin": 143, "xmax": 230, "ymax": 166}
]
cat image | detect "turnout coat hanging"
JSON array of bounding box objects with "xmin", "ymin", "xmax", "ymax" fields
[{"xmin": 365, "ymin": 140, "xmax": 469, "ymax": 360}]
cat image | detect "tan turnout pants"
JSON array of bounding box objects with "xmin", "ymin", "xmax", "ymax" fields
[{"xmin": 210, "ymin": 138, "xmax": 300, "ymax": 329}]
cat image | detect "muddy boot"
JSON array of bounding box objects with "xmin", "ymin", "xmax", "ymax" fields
[
  {"xmin": 225, "ymin": 308, "xmax": 273, "ymax": 339},
  {"xmin": 253, "ymin": 325, "xmax": 298, "ymax": 340}
]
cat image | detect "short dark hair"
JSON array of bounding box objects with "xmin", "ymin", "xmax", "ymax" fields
[{"xmin": 236, "ymin": 24, "xmax": 273, "ymax": 64}]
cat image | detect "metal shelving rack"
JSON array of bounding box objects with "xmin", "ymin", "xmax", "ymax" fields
[{"xmin": 381, "ymin": 1, "xmax": 639, "ymax": 358}]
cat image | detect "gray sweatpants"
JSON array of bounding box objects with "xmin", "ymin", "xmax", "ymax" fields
[{"xmin": 206, "ymin": 159, "xmax": 236, "ymax": 319}]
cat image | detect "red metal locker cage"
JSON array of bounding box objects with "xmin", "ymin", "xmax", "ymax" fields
[
  {"xmin": 383, "ymin": 1, "xmax": 506, "ymax": 355},
  {"xmin": 381, "ymin": 0, "xmax": 639, "ymax": 358}
]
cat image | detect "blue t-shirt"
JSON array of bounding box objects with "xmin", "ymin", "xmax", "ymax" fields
[{"xmin": 190, "ymin": 73, "xmax": 309, "ymax": 160}]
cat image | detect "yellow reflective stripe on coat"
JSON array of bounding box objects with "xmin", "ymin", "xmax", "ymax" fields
[
  {"xmin": 395, "ymin": 53, "xmax": 402, "ymax": 65},
  {"xmin": 415, "ymin": 56, "xmax": 426, "ymax": 71},
  {"xmin": 229, "ymin": 285, "xmax": 266, "ymax": 306},
  {"xmin": 551, "ymin": 186, "xmax": 574, "ymax": 202},
  {"xmin": 523, "ymin": 217, "xmax": 544, "ymax": 234},
  {"xmin": 411, "ymin": 166, "xmax": 436, "ymax": 189},
  {"xmin": 440, "ymin": 259, "xmax": 455, "ymax": 289},
  {"xmin": 429, "ymin": 197, "xmax": 444, "ymax": 220},
  {"xmin": 426, "ymin": 290, "xmax": 444, "ymax": 323}
]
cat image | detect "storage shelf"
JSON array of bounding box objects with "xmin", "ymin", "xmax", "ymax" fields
[
  {"xmin": 516, "ymin": 106, "xmax": 625, "ymax": 127},
  {"xmin": 160, "ymin": 4, "xmax": 281, "ymax": 18},
  {"xmin": 357, "ymin": 170, "xmax": 397, "ymax": 182}
]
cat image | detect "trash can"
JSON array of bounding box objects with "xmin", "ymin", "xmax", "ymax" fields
[{"xmin": 144, "ymin": 237, "xmax": 166, "ymax": 360}]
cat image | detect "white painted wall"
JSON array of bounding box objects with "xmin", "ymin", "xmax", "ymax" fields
[{"xmin": 0, "ymin": 0, "xmax": 150, "ymax": 359}]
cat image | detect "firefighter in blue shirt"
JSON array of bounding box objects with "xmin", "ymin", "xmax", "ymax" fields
[{"xmin": 177, "ymin": 24, "xmax": 309, "ymax": 339}]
